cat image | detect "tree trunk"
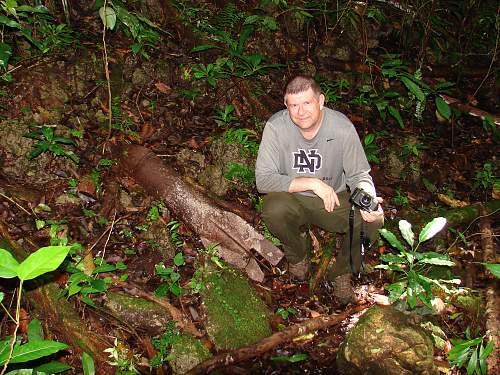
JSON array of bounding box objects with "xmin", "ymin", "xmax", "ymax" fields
[{"xmin": 116, "ymin": 144, "xmax": 284, "ymax": 282}]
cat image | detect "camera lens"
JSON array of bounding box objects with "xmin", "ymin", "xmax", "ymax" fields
[{"xmin": 360, "ymin": 195, "xmax": 371, "ymax": 206}]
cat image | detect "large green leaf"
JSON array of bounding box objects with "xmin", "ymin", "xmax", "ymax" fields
[
  {"xmin": 418, "ymin": 217, "xmax": 446, "ymax": 243},
  {"xmin": 35, "ymin": 361, "xmax": 72, "ymax": 373},
  {"xmin": 400, "ymin": 76, "xmax": 425, "ymax": 101},
  {"xmin": 467, "ymin": 347, "xmax": 478, "ymax": 375},
  {"xmin": 435, "ymin": 96, "xmax": 451, "ymax": 120},
  {"xmin": 379, "ymin": 229, "xmax": 406, "ymax": 253},
  {"xmin": 399, "ymin": 220, "xmax": 414, "ymax": 247},
  {"xmin": 0, "ymin": 340, "xmax": 68, "ymax": 365},
  {"xmin": 418, "ymin": 252, "xmax": 455, "ymax": 266},
  {"xmin": 82, "ymin": 352, "xmax": 95, "ymax": 375},
  {"xmin": 17, "ymin": 246, "xmax": 71, "ymax": 281},
  {"xmin": 99, "ymin": 6, "xmax": 116, "ymax": 30},
  {"xmin": 482, "ymin": 263, "xmax": 500, "ymax": 279},
  {"xmin": 0, "ymin": 248, "xmax": 19, "ymax": 278},
  {"xmin": 388, "ymin": 105, "xmax": 404, "ymax": 128}
]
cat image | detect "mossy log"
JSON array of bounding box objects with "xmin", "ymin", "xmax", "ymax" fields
[
  {"xmin": 0, "ymin": 221, "xmax": 115, "ymax": 373},
  {"xmin": 116, "ymin": 144, "xmax": 284, "ymax": 282}
]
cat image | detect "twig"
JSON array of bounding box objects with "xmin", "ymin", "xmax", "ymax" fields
[
  {"xmin": 0, "ymin": 281, "xmax": 23, "ymax": 375},
  {"xmin": 186, "ymin": 305, "xmax": 364, "ymax": 375},
  {"xmin": 97, "ymin": 209, "xmax": 117, "ymax": 268},
  {"xmin": 118, "ymin": 281, "xmax": 202, "ymax": 338},
  {"xmin": 0, "ymin": 192, "xmax": 32, "ymax": 216}
]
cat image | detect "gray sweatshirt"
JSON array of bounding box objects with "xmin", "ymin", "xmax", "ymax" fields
[{"xmin": 255, "ymin": 107, "xmax": 376, "ymax": 197}]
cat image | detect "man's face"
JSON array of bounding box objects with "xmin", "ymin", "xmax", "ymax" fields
[{"xmin": 285, "ymin": 88, "xmax": 325, "ymax": 133}]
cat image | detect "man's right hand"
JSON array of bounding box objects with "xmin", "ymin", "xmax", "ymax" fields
[
  {"xmin": 312, "ymin": 179, "xmax": 340, "ymax": 212},
  {"xmin": 289, "ymin": 177, "xmax": 340, "ymax": 212}
]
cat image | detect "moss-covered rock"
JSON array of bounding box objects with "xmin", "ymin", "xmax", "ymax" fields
[
  {"xmin": 169, "ymin": 334, "xmax": 211, "ymax": 375},
  {"xmin": 337, "ymin": 305, "xmax": 438, "ymax": 375},
  {"xmin": 202, "ymin": 267, "xmax": 271, "ymax": 350},
  {"xmin": 104, "ymin": 292, "xmax": 172, "ymax": 335}
]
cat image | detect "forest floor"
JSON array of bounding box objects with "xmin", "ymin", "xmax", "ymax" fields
[{"xmin": 0, "ymin": 1, "xmax": 498, "ymax": 374}]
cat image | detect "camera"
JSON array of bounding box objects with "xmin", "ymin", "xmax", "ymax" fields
[{"xmin": 349, "ymin": 188, "xmax": 378, "ymax": 212}]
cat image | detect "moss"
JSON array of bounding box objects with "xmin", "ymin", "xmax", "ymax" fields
[
  {"xmin": 169, "ymin": 334, "xmax": 212, "ymax": 375},
  {"xmin": 202, "ymin": 267, "xmax": 271, "ymax": 350}
]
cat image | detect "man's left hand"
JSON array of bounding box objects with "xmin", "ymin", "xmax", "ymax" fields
[{"xmin": 360, "ymin": 197, "xmax": 384, "ymax": 223}]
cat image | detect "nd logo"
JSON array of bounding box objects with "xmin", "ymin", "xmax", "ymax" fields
[{"xmin": 293, "ymin": 149, "xmax": 322, "ymax": 173}]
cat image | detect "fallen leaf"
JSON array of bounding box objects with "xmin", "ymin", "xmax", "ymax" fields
[
  {"xmin": 155, "ymin": 82, "xmax": 171, "ymax": 94},
  {"xmin": 437, "ymin": 193, "xmax": 469, "ymax": 208}
]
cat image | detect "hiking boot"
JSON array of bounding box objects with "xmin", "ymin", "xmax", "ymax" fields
[
  {"xmin": 333, "ymin": 273, "xmax": 355, "ymax": 306},
  {"xmin": 288, "ymin": 259, "xmax": 310, "ymax": 281}
]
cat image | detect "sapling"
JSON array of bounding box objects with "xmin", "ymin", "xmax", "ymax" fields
[
  {"xmin": 0, "ymin": 245, "xmax": 71, "ymax": 373},
  {"xmin": 376, "ymin": 217, "xmax": 457, "ymax": 310}
]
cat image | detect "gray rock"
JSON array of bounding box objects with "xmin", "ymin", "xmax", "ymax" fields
[{"xmin": 337, "ymin": 305, "xmax": 438, "ymax": 375}]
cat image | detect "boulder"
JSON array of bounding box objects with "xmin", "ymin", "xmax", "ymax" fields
[{"xmin": 337, "ymin": 305, "xmax": 438, "ymax": 375}]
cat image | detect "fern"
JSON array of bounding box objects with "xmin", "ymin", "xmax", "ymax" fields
[{"xmin": 216, "ymin": 3, "xmax": 244, "ymax": 30}]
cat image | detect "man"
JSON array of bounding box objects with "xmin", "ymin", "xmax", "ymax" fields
[{"xmin": 255, "ymin": 75, "xmax": 384, "ymax": 304}]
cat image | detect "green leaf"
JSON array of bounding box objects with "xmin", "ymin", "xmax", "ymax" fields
[
  {"xmin": 191, "ymin": 44, "xmax": 219, "ymax": 53},
  {"xmin": 173, "ymin": 252, "xmax": 185, "ymax": 266},
  {"xmin": 407, "ymin": 271, "xmax": 419, "ymax": 309},
  {"xmin": 467, "ymin": 347, "xmax": 478, "ymax": 375},
  {"xmin": 0, "ymin": 248, "xmax": 20, "ymax": 278},
  {"xmin": 17, "ymin": 246, "xmax": 71, "ymax": 281},
  {"xmin": 418, "ymin": 217, "xmax": 447, "ymax": 243},
  {"xmin": 401, "ymin": 76, "xmax": 425, "ymax": 101},
  {"xmin": 35, "ymin": 361, "xmax": 72, "ymax": 373},
  {"xmin": 399, "ymin": 220, "xmax": 414, "ymax": 247},
  {"xmin": 169, "ymin": 283, "xmax": 182, "ymax": 296},
  {"xmin": 380, "ymin": 253, "xmax": 407, "ymax": 264},
  {"xmin": 271, "ymin": 353, "xmax": 308, "ymax": 362},
  {"xmin": 27, "ymin": 319, "xmax": 44, "ymax": 342},
  {"xmin": 482, "ymin": 263, "xmax": 500, "ymax": 279},
  {"xmin": 386, "ymin": 281, "xmax": 406, "ymax": 303},
  {"xmin": 379, "ymin": 229, "xmax": 406, "ymax": 252},
  {"xmin": 0, "ymin": 42, "xmax": 12, "ymax": 69},
  {"xmin": 82, "ymin": 352, "xmax": 95, "ymax": 375},
  {"xmin": 388, "ymin": 105, "xmax": 404, "ymax": 128},
  {"xmin": 0, "ymin": 291, "xmax": 3, "ymax": 303},
  {"xmin": 99, "ymin": 6, "xmax": 116, "ymax": 30},
  {"xmin": 435, "ymin": 96, "xmax": 451, "ymax": 120},
  {"xmin": 418, "ymin": 252, "xmax": 455, "ymax": 266},
  {"xmin": 479, "ymin": 339, "xmax": 494, "ymax": 360},
  {"xmin": 0, "ymin": 340, "xmax": 69, "ymax": 365},
  {"xmin": 0, "ymin": 15, "xmax": 20, "ymax": 28}
]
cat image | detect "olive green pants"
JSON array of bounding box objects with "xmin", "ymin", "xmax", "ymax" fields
[{"xmin": 262, "ymin": 191, "xmax": 383, "ymax": 278}]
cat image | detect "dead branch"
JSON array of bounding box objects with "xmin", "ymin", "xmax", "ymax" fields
[
  {"xmin": 116, "ymin": 144, "xmax": 284, "ymax": 282},
  {"xmin": 440, "ymin": 94, "xmax": 500, "ymax": 125},
  {"xmin": 186, "ymin": 305, "xmax": 364, "ymax": 375}
]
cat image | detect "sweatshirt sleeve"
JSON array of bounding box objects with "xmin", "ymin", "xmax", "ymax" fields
[
  {"xmin": 343, "ymin": 126, "xmax": 377, "ymax": 198},
  {"xmin": 255, "ymin": 122, "xmax": 293, "ymax": 193}
]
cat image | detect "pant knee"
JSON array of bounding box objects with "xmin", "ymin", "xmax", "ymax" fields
[{"xmin": 262, "ymin": 192, "xmax": 304, "ymax": 225}]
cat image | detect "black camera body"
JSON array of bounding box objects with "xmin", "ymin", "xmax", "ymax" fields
[{"xmin": 349, "ymin": 188, "xmax": 378, "ymax": 212}]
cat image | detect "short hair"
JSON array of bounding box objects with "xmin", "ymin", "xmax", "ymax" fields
[{"xmin": 284, "ymin": 75, "xmax": 322, "ymax": 99}]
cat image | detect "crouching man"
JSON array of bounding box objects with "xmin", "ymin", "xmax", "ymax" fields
[{"xmin": 255, "ymin": 75, "xmax": 384, "ymax": 305}]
